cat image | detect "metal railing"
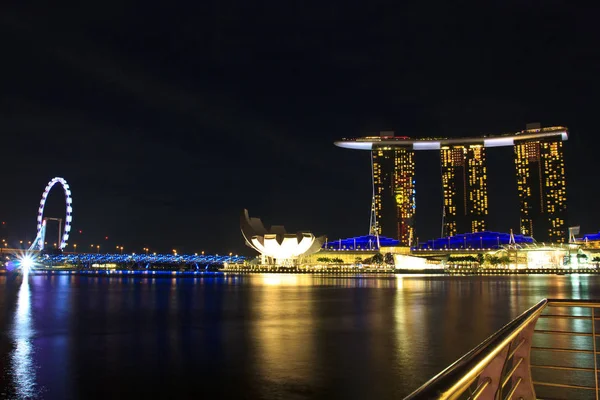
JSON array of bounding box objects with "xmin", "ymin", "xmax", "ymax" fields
[
  {"xmin": 531, "ymin": 300, "xmax": 600, "ymax": 399},
  {"xmin": 404, "ymin": 299, "xmax": 600, "ymax": 400}
]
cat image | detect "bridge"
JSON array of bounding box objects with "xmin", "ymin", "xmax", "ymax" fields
[
  {"xmin": 2, "ymin": 250, "xmax": 245, "ymax": 271},
  {"xmin": 41, "ymin": 252, "xmax": 245, "ymax": 266}
]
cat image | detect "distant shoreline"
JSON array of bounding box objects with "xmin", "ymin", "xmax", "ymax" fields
[{"xmin": 1, "ymin": 268, "xmax": 597, "ymax": 277}]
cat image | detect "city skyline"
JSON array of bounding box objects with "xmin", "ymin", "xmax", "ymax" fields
[{"xmin": 2, "ymin": 125, "xmax": 574, "ymax": 253}]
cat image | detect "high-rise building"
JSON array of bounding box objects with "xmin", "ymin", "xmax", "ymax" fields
[
  {"xmin": 441, "ymin": 145, "xmax": 488, "ymax": 237},
  {"xmin": 514, "ymin": 129, "xmax": 567, "ymax": 242},
  {"xmin": 336, "ymin": 124, "xmax": 568, "ymax": 243},
  {"xmin": 371, "ymin": 133, "xmax": 415, "ymax": 246}
]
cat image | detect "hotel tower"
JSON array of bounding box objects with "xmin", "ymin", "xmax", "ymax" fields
[
  {"xmin": 336, "ymin": 124, "xmax": 568, "ymax": 245},
  {"xmin": 371, "ymin": 134, "xmax": 416, "ymax": 246},
  {"xmin": 441, "ymin": 144, "xmax": 488, "ymax": 237}
]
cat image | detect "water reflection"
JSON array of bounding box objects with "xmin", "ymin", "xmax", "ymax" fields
[
  {"xmin": 1, "ymin": 273, "xmax": 599, "ymax": 399},
  {"xmin": 256, "ymin": 273, "xmax": 400, "ymax": 288},
  {"xmin": 394, "ymin": 276, "xmax": 428, "ymax": 381},
  {"xmin": 11, "ymin": 271, "xmax": 37, "ymax": 398},
  {"xmin": 251, "ymin": 278, "xmax": 318, "ymax": 398},
  {"xmin": 260, "ymin": 274, "xmax": 300, "ymax": 286}
]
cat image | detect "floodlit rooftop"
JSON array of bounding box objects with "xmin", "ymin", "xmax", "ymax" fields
[{"xmin": 335, "ymin": 126, "xmax": 568, "ymax": 151}]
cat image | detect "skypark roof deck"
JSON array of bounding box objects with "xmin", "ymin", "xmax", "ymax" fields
[{"xmin": 334, "ymin": 126, "xmax": 568, "ymax": 151}]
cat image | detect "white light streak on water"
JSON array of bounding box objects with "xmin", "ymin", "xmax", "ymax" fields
[{"xmin": 11, "ymin": 270, "xmax": 37, "ymax": 398}]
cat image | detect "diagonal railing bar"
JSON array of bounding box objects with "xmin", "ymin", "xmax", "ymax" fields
[
  {"xmin": 468, "ymin": 377, "xmax": 491, "ymax": 400},
  {"xmin": 503, "ymin": 376, "xmax": 521, "ymax": 400}
]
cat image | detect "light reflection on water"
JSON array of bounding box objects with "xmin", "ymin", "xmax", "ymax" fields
[
  {"xmin": 11, "ymin": 271, "xmax": 37, "ymax": 399},
  {"xmin": 0, "ymin": 273, "xmax": 599, "ymax": 399}
]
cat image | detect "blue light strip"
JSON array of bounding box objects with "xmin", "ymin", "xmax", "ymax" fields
[
  {"xmin": 38, "ymin": 253, "xmax": 246, "ymax": 265},
  {"xmin": 580, "ymin": 232, "xmax": 600, "ymax": 241},
  {"xmin": 23, "ymin": 270, "xmax": 225, "ymax": 276},
  {"xmin": 417, "ymin": 231, "xmax": 534, "ymax": 250}
]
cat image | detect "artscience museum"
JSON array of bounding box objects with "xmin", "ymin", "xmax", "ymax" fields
[{"xmin": 240, "ymin": 209, "xmax": 325, "ymax": 265}]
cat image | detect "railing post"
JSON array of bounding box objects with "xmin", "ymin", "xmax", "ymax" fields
[
  {"xmin": 510, "ymin": 313, "xmax": 540, "ymax": 399},
  {"xmin": 475, "ymin": 345, "xmax": 509, "ymax": 399},
  {"xmin": 592, "ymin": 308, "xmax": 598, "ymax": 400}
]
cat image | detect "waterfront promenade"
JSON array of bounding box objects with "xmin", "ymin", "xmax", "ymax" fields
[{"xmin": 3, "ymin": 249, "xmax": 598, "ymax": 276}]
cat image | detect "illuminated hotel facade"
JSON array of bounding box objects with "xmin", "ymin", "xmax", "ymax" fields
[
  {"xmin": 371, "ymin": 141, "xmax": 415, "ymax": 245},
  {"xmin": 441, "ymin": 145, "xmax": 488, "ymax": 237},
  {"xmin": 514, "ymin": 136, "xmax": 567, "ymax": 242},
  {"xmin": 336, "ymin": 125, "xmax": 568, "ymax": 245}
]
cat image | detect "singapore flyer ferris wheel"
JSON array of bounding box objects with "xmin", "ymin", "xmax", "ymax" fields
[{"xmin": 29, "ymin": 177, "xmax": 73, "ymax": 251}]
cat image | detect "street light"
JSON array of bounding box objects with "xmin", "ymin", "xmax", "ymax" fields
[
  {"xmin": 96, "ymin": 245, "xmax": 100, "ymax": 254},
  {"xmin": 74, "ymin": 244, "xmax": 77, "ymax": 253}
]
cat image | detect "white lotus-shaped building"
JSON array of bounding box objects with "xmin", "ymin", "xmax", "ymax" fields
[{"xmin": 241, "ymin": 209, "xmax": 324, "ymax": 264}]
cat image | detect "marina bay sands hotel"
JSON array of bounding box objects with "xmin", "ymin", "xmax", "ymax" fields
[{"xmin": 334, "ymin": 124, "xmax": 568, "ymax": 246}]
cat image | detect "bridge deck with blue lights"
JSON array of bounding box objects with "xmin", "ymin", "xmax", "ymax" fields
[{"xmin": 6, "ymin": 252, "xmax": 245, "ymax": 265}]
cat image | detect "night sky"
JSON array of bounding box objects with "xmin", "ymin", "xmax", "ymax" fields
[{"xmin": 1, "ymin": 1, "xmax": 598, "ymax": 254}]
